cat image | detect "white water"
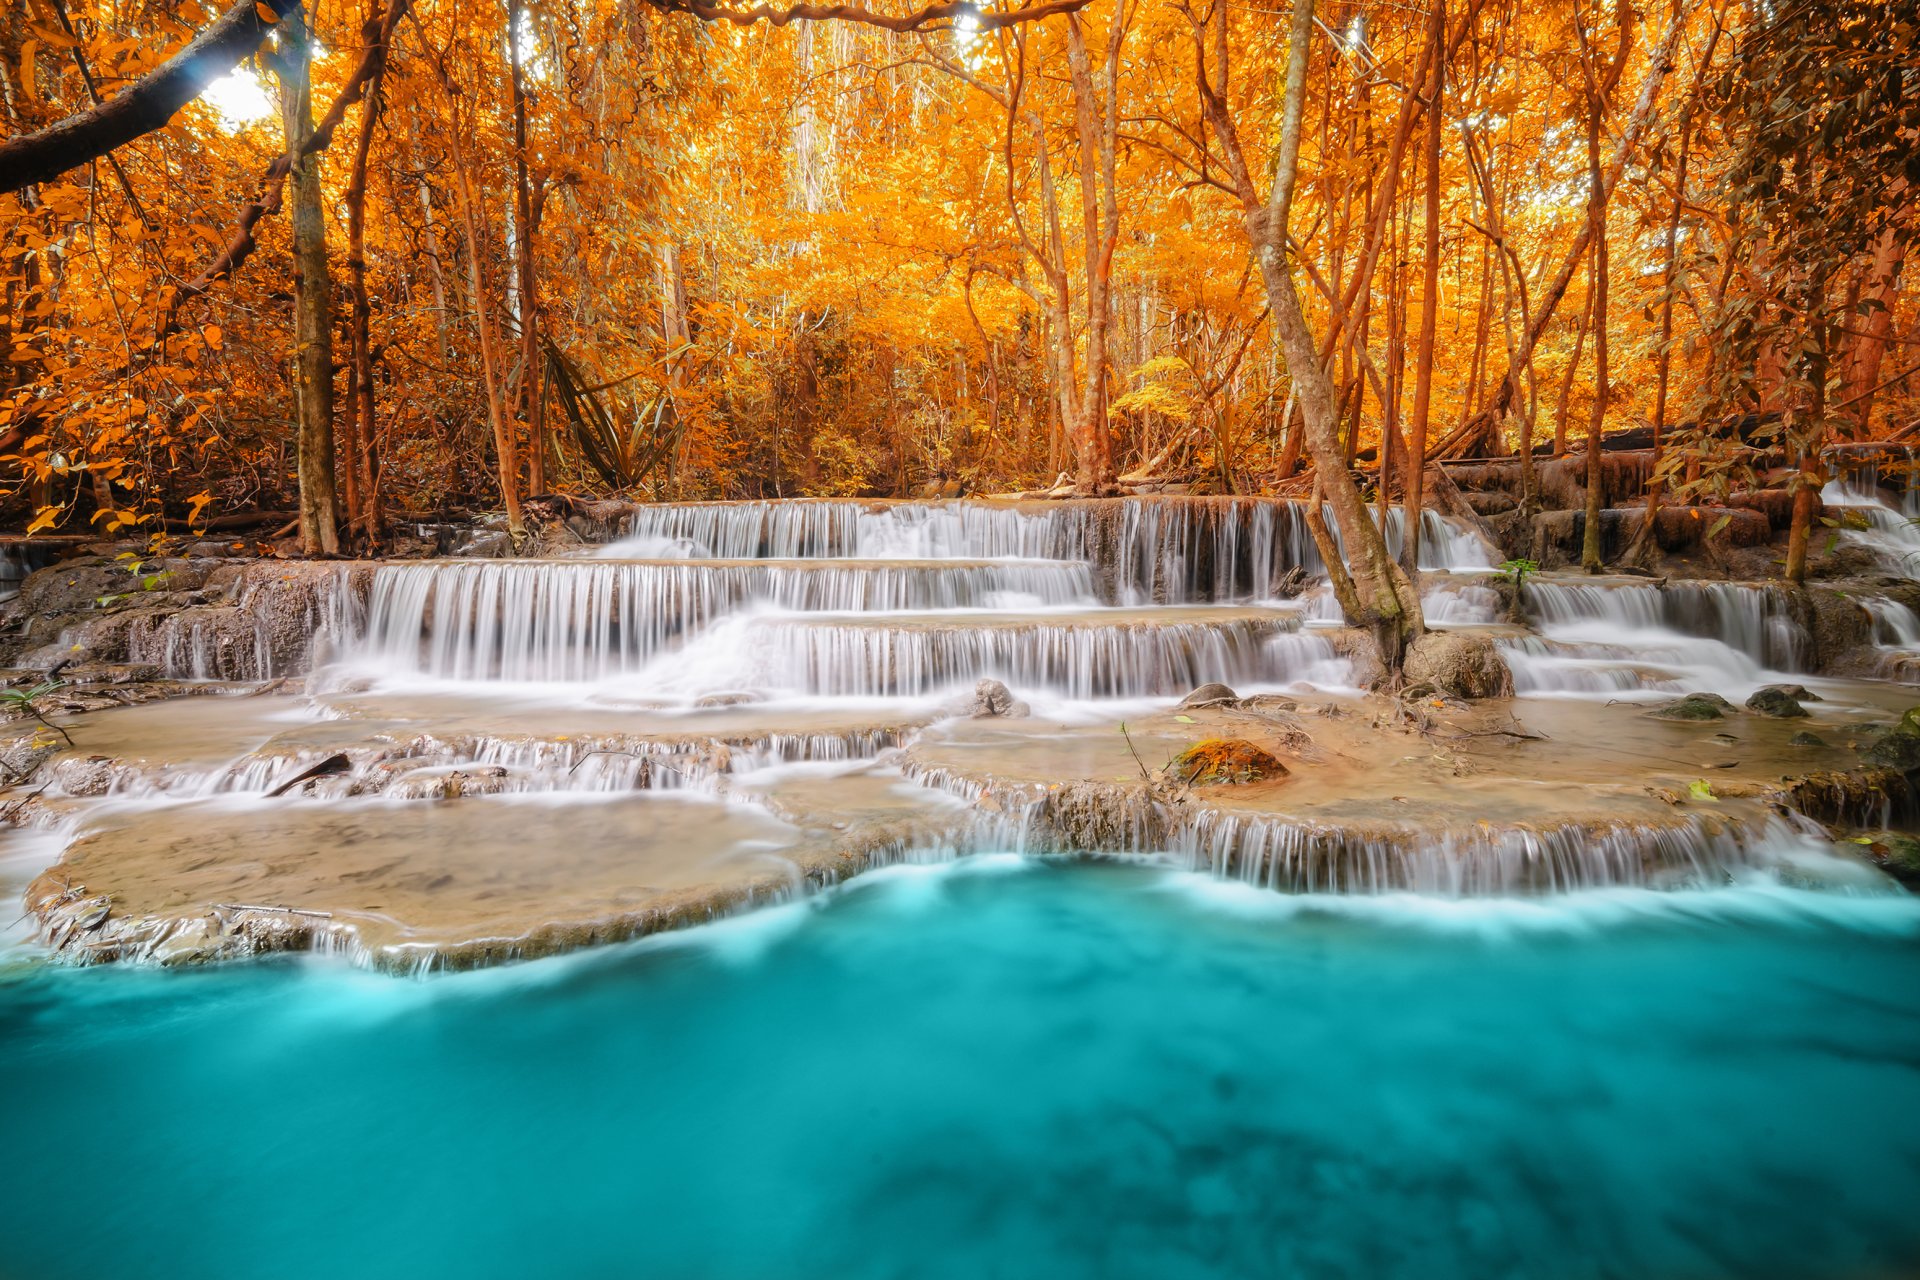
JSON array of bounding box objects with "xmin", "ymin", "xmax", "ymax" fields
[
  {"xmin": 1822, "ymin": 477, "xmax": 1920, "ymax": 573},
  {"xmin": 301, "ymin": 497, "xmax": 1505, "ymax": 704},
  {"xmin": 1499, "ymin": 579, "xmax": 1808, "ymax": 701}
]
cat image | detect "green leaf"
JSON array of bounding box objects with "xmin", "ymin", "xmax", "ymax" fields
[
  {"xmin": 1174, "ymin": 714, "xmax": 1196, "ymax": 723},
  {"xmin": 1688, "ymin": 779, "xmax": 1719, "ymax": 803}
]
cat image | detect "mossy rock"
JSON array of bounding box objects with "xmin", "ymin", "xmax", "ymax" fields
[
  {"xmin": 1789, "ymin": 730, "xmax": 1830, "ymax": 748},
  {"xmin": 1855, "ymin": 832, "xmax": 1920, "ymax": 888},
  {"xmin": 1169, "ymin": 738, "xmax": 1287, "ymax": 787},
  {"xmin": 1649, "ymin": 693, "xmax": 1733, "ymax": 721},
  {"xmin": 1859, "ymin": 708, "xmax": 1920, "ymax": 770},
  {"xmin": 1745, "ymin": 686, "xmax": 1810, "ymax": 718}
]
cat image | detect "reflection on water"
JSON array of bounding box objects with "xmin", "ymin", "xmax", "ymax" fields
[{"xmin": 3, "ymin": 859, "xmax": 1918, "ymax": 1280}]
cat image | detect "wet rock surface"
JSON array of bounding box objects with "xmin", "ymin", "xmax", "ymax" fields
[
  {"xmin": 1649, "ymin": 693, "xmax": 1733, "ymax": 721},
  {"xmin": 1746, "ymin": 685, "xmax": 1812, "ymax": 717}
]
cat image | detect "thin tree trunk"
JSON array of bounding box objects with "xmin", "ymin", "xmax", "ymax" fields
[
  {"xmin": 449, "ymin": 127, "xmax": 525, "ymax": 545},
  {"xmin": 277, "ymin": 15, "xmax": 339, "ymax": 556},
  {"xmin": 1553, "ymin": 280, "xmax": 1591, "ymax": 456},
  {"xmin": 344, "ymin": 0, "xmax": 392, "ymax": 545},
  {"xmin": 1403, "ymin": 0, "xmax": 1444, "ymax": 575},
  {"xmin": 1193, "ymin": 0, "xmax": 1423, "ymax": 669},
  {"xmin": 1579, "ymin": 42, "xmax": 1612, "ymax": 572},
  {"xmin": 509, "ymin": 0, "xmax": 545, "ymax": 494}
]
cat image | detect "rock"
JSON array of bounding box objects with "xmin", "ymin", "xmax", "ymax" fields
[
  {"xmin": 1168, "ymin": 738, "xmax": 1287, "ymax": 786},
  {"xmin": 1745, "ymin": 685, "xmax": 1810, "ymax": 718},
  {"xmin": 1858, "ymin": 832, "xmax": 1920, "ymax": 888},
  {"xmin": 1806, "ymin": 590, "xmax": 1874, "ymax": 671},
  {"xmin": 1404, "ymin": 632, "xmax": 1513, "ymax": 700},
  {"xmin": 55, "ymin": 661, "xmax": 161, "ymax": 685},
  {"xmin": 1178, "ymin": 682, "xmax": 1241, "ymax": 709},
  {"xmin": 966, "ymin": 678, "xmax": 1029, "ymax": 719},
  {"xmin": 1648, "ymin": 692, "xmax": 1732, "ymax": 721},
  {"xmin": 1789, "ymin": 731, "xmax": 1830, "ymax": 747},
  {"xmin": 1859, "ymin": 709, "xmax": 1920, "ymax": 770}
]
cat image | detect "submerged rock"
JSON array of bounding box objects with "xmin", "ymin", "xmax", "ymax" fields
[
  {"xmin": 1178, "ymin": 682, "xmax": 1241, "ymax": 709},
  {"xmin": 1169, "ymin": 738, "xmax": 1287, "ymax": 786},
  {"xmin": 1745, "ymin": 686, "xmax": 1811, "ymax": 718},
  {"xmin": 966, "ymin": 678, "xmax": 1029, "ymax": 719},
  {"xmin": 1403, "ymin": 633, "xmax": 1512, "ymax": 700},
  {"xmin": 1789, "ymin": 731, "xmax": 1831, "ymax": 748},
  {"xmin": 1649, "ymin": 693, "xmax": 1733, "ymax": 721}
]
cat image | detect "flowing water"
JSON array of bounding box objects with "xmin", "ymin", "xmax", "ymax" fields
[
  {"xmin": 5, "ymin": 495, "xmax": 1920, "ymax": 1276},
  {"xmin": 3, "ymin": 859, "xmax": 1919, "ymax": 1280},
  {"xmin": 1498, "ymin": 578, "xmax": 1812, "ymax": 700}
]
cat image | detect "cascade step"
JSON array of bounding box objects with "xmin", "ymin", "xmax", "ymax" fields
[{"xmin": 637, "ymin": 607, "xmax": 1339, "ymax": 698}]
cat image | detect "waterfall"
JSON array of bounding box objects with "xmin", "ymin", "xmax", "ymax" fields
[
  {"xmin": 1821, "ymin": 478, "xmax": 1920, "ymax": 575},
  {"xmin": 628, "ymin": 612, "xmax": 1330, "ymax": 699},
  {"xmin": 1173, "ymin": 810, "xmax": 1825, "ymax": 895},
  {"xmin": 600, "ymin": 496, "xmax": 1496, "ymax": 603},
  {"xmin": 1499, "ymin": 579, "xmax": 1804, "ymax": 698},
  {"xmin": 345, "ymin": 559, "xmax": 1098, "ymax": 682}
]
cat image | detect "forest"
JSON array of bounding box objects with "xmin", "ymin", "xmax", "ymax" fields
[{"xmin": 1, "ymin": 0, "xmax": 1912, "ymax": 575}]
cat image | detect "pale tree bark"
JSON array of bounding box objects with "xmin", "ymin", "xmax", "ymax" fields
[
  {"xmin": 509, "ymin": 0, "xmax": 546, "ymax": 493},
  {"xmin": 276, "ymin": 15, "xmax": 339, "ymax": 556},
  {"xmin": 1188, "ymin": 0, "xmax": 1424, "ymax": 667}
]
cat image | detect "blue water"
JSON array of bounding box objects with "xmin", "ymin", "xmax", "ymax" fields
[{"xmin": 4, "ymin": 857, "xmax": 1920, "ymax": 1280}]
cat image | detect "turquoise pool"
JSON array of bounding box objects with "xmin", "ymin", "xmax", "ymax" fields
[{"xmin": 3, "ymin": 857, "xmax": 1918, "ymax": 1279}]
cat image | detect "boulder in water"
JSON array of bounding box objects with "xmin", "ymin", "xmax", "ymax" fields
[
  {"xmin": 1169, "ymin": 738, "xmax": 1287, "ymax": 786},
  {"xmin": 1859, "ymin": 708, "xmax": 1920, "ymax": 770},
  {"xmin": 1404, "ymin": 633, "xmax": 1513, "ymax": 700},
  {"xmin": 1856, "ymin": 832, "xmax": 1920, "ymax": 888},
  {"xmin": 1178, "ymin": 682, "xmax": 1241, "ymax": 709},
  {"xmin": 1649, "ymin": 693, "xmax": 1732, "ymax": 721},
  {"xmin": 1789, "ymin": 731, "xmax": 1830, "ymax": 747},
  {"xmin": 1746, "ymin": 686, "xmax": 1811, "ymax": 718},
  {"xmin": 967, "ymin": 678, "xmax": 1029, "ymax": 719}
]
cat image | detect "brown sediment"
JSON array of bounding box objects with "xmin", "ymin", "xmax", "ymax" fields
[
  {"xmin": 22, "ymin": 775, "xmax": 974, "ymax": 973},
  {"xmin": 9, "ymin": 679, "xmax": 1916, "ymax": 973}
]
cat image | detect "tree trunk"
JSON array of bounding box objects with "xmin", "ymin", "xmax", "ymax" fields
[
  {"xmin": 1205, "ymin": 0, "xmax": 1423, "ymax": 669},
  {"xmin": 1403, "ymin": 0, "xmax": 1444, "ymax": 575},
  {"xmin": 1842, "ymin": 225, "xmax": 1907, "ymax": 430},
  {"xmin": 1581, "ymin": 102, "xmax": 1609, "ymax": 572},
  {"xmin": 509, "ymin": 0, "xmax": 545, "ymax": 494},
  {"xmin": 449, "ymin": 128, "xmax": 525, "ymax": 545},
  {"xmin": 344, "ymin": 0, "xmax": 392, "ymax": 545},
  {"xmin": 277, "ymin": 17, "xmax": 339, "ymax": 556}
]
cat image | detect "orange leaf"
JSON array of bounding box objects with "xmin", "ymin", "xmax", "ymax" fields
[
  {"xmin": 254, "ymin": 1, "xmax": 278, "ymax": 20},
  {"xmin": 202, "ymin": 324, "xmax": 223, "ymax": 350}
]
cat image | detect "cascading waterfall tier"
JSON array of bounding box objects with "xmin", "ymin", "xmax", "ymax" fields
[
  {"xmin": 633, "ymin": 610, "xmax": 1326, "ymax": 699},
  {"xmin": 1500, "ymin": 578, "xmax": 1807, "ymax": 696},
  {"xmin": 346, "ymin": 558, "xmax": 1097, "ymax": 683},
  {"xmin": 602, "ymin": 495, "xmax": 1494, "ymax": 602}
]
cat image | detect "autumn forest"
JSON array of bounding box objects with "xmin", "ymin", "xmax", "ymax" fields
[{"xmin": 0, "ymin": 0, "xmax": 1909, "ymax": 525}]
